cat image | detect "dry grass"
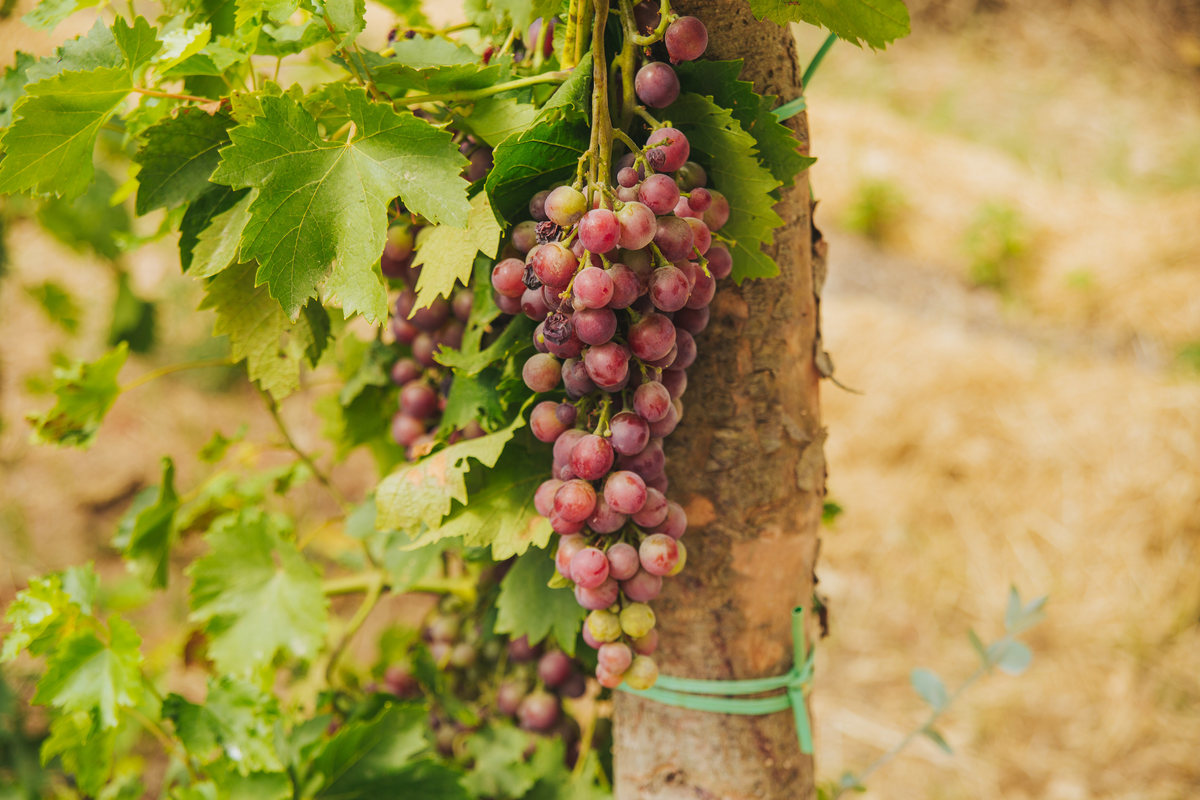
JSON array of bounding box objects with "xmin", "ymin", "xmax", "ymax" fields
[{"xmin": 802, "ymin": 10, "xmax": 1200, "ymax": 800}]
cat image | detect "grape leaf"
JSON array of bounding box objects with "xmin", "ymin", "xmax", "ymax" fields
[
  {"xmin": 114, "ymin": 457, "xmax": 179, "ymax": 588},
  {"xmin": 34, "ymin": 617, "xmax": 143, "ymax": 729},
  {"xmin": 162, "ymin": 677, "xmax": 283, "ymax": 773},
  {"xmin": 373, "ymin": 60, "xmax": 512, "ymax": 98},
  {"xmin": 485, "ymin": 116, "xmax": 589, "ymax": 224},
  {"xmin": 464, "ymin": 0, "xmax": 559, "ymax": 37},
  {"xmin": 111, "ymin": 15, "xmax": 162, "ymax": 76},
  {"xmin": 25, "ymin": 20, "xmax": 123, "ymax": 83},
  {"xmin": 372, "ymin": 0, "xmax": 430, "ymax": 25},
  {"xmin": 189, "ymin": 190, "xmax": 254, "ymax": 278},
  {"xmin": 462, "ymin": 724, "xmax": 538, "ymax": 798},
  {"xmin": 0, "ymin": 53, "xmax": 37, "ymax": 128},
  {"xmin": 747, "ymin": 0, "xmax": 910, "ymax": 49},
  {"xmin": 134, "ymin": 110, "xmax": 234, "ymax": 215},
  {"xmin": 234, "ymin": 0, "xmax": 299, "ymax": 29},
  {"xmin": 375, "ymin": 412, "xmax": 526, "ymax": 532},
  {"xmin": 1, "ymin": 571, "xmax": 90, "ymax": 661},
  {"xmin": 154, "ymin": 23, "xmax": 213, "ymax": 72},
  {"xmin": 457, "ymin": 95, "xmax": 540, "ymax": 148},
  {"xmin": 668, "ymin": 93, "xmax": 784, "ymax": 282},
  {"xmin": 318, "ymin": 0, "xmax": 365, "ymax": 46},
  {"xmin": 539, "ymin": 51, "xmax": 591, "ymax": 119},
  {"xmin": 199, "ymin": 260, "xmax": 330, "ymax": 398},
  {"xmin": 211, "ymin": 86, "xmax": 469, "ymax": 322},
  {"xmin": 305, "ymin": 704, "xmax": 468, "ymax": 799},
  {"xmin": 674, "ymin": 60, "xmax": 814, "ymax": 187},
  {"xmin": 108, "ymin": 271, "xmax": 157, "ymax": 353},
  {"xmin": 384, "ymin": 36, "xmax": 475, "ymax": 68},
  {"xmin": 24, "ymin": 281, "xmax": 81, "ymax": 334},
  {"xmin": 187, "ymin": 508, "xmax": 329, "ymax": 675},
  {"xmin": 438, "ymin": 370, "xmax": 503, "ymax": 434},
  {"xmin": 179, "ymin": 185, "xmax": 249, "ymax": 272},
  {"xmin": 0, "ymin": 67, "xmax": 131, "ymax": 199},
  {"xmin": 35, "ymin": 166, "xmax": 131, "ymax": 260},
  {"xmin": 22, "ymin": 0, "xmax": 102, "ymax": 32},
  {"xmin": 412, "ymin": 192, "xmax": 502, "ymax": 309},
  {"xmin": 42, "ymin": 711, "xmax": 117, "ymax": 796},
  {"xmin": 495, "ymin": 547, "xmax": 585, "ymax": 655},
  {"xmin": 406, "ymin": 434, "xmax": 552, "ymax": 559},
  {"xmin": 27, "ymin": 343, "xmax": 127, "ymax": 448}
]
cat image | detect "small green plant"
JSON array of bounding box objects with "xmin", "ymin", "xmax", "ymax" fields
[
  {"xmin": 842, "ymin": 177, "xmax": 908, "ymax": 242},
  {"xmin": 962, "ymin": 200, "xmax": 1031, "ymax": 291},
  {"xmin": 819, "ymin": 587, "xmax": 1048, "ymax": 799},
  {"xmin": 1176, "ymin": 342, "xmax": 1200, "ymax": 376}
]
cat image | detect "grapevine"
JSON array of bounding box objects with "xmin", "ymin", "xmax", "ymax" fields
[{"xmin": 0, "ymin": 0, "xmax": 910, "ymax": 795}]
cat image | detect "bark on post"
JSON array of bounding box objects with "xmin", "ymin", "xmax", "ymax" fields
[{"xmin": 612, "ymin": 3, "xmax": 824, "ymax": 798}]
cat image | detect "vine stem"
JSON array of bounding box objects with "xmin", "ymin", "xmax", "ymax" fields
[
  {"xmin": 119, "ymin": 357, "xmax": 235, "ymax": 393},
  {"xmin": 324, "ymin": 569, "xmax": 385, "ymax": 683},
  {"xmin": 262, "ymin": 392, "xmax": 349, "ymax": 511},
  {"xmin": 589, "ymin": 0, "xmax": 614, "ymax": 196},
  {"xmin": 322, "ymin": 570, "xmax": 477, "ymax": 600},
  {"xmin": 129, "ymin": 706, "xmax": 203, "ymax": 783},
  {"xmin": 617, "ymin": 0, "xmax": 673, "ymax": 45},
  {"xmin": 562, "ymin": 0, "xmax": 581, "ymax": 68},
  {"xmin": 832, "ymin": 666, "xmax": 988, "ymax": 799},
  {"xmin": 396, "ymin": 71, "xmax": 569, "ymax": 108},
  {"xmin": 131, "ymin": 87, "xmax": 211, "ymax": 103}
]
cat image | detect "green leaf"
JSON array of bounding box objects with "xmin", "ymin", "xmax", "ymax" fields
[
  {"xmin": 22, "ymin": 0, "xmax": 102, "ymax": 32},
  {"xmin": 111, "ymin": 16, "xmax": 162, "ymax": 75},
  {"xmin": 373, "ymin": 60, "xmax": 511, "ymax": 98},
  {"xmin": 346, "ymin": 501, "xmax": 451, "ymax": 592},
  {"xmin": 376, "ymin": 412, "xmax": 526, "ymax": 532},
  {"xmin": 34, "ymin": 167, "xmax": 132, "ymax": 260},
  {"xmin": 34, "ymin": 617, "xmax": 143, "ymax": 729},
  {"xmin": 406, "ymin": 434, "xmax": 553, "ymax": 560},
  {"xmin": 381, "ymin": 36, "xmax": 475, "ymax": 68},
  {"xmin": 162, "ymin": 676, "xmax": 283, "ymax": 773},
  {"xmin": 462, "ymin": 724, "xmax": 537, "ymax": 798},
  {"xmin": 674, "ymin": 60, "xmax": 814, "ymax": 188},
  {"xmin": 318, "ymin": 0, "xmax": 365, "ymax": 46},
  {"xmin": 199, "ymin": 260, "xmax": 330, "ymax": 398},
  {"xmin": 667, "ymin": 93, "xmax": 784, "ymax": 282},
  {"xmin": 0, "ymin": 67, "xmax": 132, "ymax": 199},
  {"xmin": 24, "ymin": 281, "xmax": 81, "ymax": 334},
  {"xmin": 438, "ymin": 370, "xmax": 503, "ymax": 433},
  {"xmin": 134, "ymin": 110, "xmax": 233, "ymax": 215},
  {"xmin": 211, "ymin": 86, "xmax": 470, "ymax": 321},
  {"xmin": 305, "ymin": 704, "xmax": 467, "ymax": 800},
  {"xmin": 495, "ymin": 547, "xmax": 585, "ymax": 655},
  {"xmin": 465, "ymin": 0, "xmax": 559, "ymax": 37},
  {"xmin": 921, "ymin": 726, "xmax": 953, "ymax": 754},
  {"xmin": 154, "ymin": 22, "xmax": 212, "ymax": 72},
  {"xmin": 27, "ymin": 343, "xmax": 127, "ymax": 448},
  {"xmin": 25, "ymin": 21, "xmax": 123, "ymax": 83},
  {"xmin": 967, "ymin": 628, "xmax": 987, "ymax": 665},
  {"xmin": 115, "ymin": 457, "xmax": 178, "ymax": 588},
  {"xmin": 108, "ymin": 271, "xmax": 157, "ymax": 353},
  {"xmin": 412, "ymin": 192, "xmax": 502, "ymax": 309},
  {"xmin": 989, "ymin": 639, "xmax": 1033, "ymax": 676},
  {"xmin": 746, "ymin": 0, "xmax": 910, "ymax": 49},
  {"xmin": 485, "ymin": 116, "xmax": 589, "ymax": 224},
  {"xmin": 234, "ymin": 0, "xmax": 299, "ymax": 29},
  {"xmin": 539, "ymin": 51, "xmax": 592, "ymax": 119},
  {"xmin": 1004, "ymin": 586, "xmax": 1022, "ymax": 631},
  {"xmin": 41, "ymin": 711, "xmax": 117, "ymax": 796},
  {"xmin": 459, "ymin": 95, "xmax": 540, "ymax": 148},
  {"xmin": 372, "ymin": 0, "xmax": 429, "ymax": 24},
  {"xmin": 179, "ymin": 185, "xmax": 249, "ymax": 272},
  {"xmin": 189, "ymin": 190, "xmax": 254, "ymax": 278},
  {"xmin": 0, "ymin": 52, "xmax": 37, "ymax": 128},
  {"xmin": 1, "ymin": 571, "xmax": 91, "ymax": 661},
  {"xmin": 909, "ymin": 667, "xmax": 948, "ymax": 711},
  {"xmin": 187, "ymin": 508, "xmax": 329, "ymax": 675}
]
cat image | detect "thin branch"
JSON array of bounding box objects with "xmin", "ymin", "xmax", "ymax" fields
[
  {"xmin": 120, "ymin": 358, "xmax": 235, "ymax": 393},
  {"xmin": 261, "ymin": 392, "xmax": 349, "ymax": 511}
]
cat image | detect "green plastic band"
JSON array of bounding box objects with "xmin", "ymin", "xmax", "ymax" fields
[{"xmin": 616, "ymin": 607, "xmax": 815, "ymax": 755}]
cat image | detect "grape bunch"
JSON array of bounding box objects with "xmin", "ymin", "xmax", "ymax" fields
[
  {"xmin": 489, "ymin": 11, "xmax": 720, "ymax": 691},
  {"xmin": 381, "ymin": 220, "xmax": 480, "ymax": 459},
  {"xmin": 377, "ymin": 599, "xmax": 589, "ymax": 763}
]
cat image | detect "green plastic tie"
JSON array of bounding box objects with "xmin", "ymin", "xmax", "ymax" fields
[{"xmin": 615, "ymin": 607, "xmax": 815, "ymax": 754}]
